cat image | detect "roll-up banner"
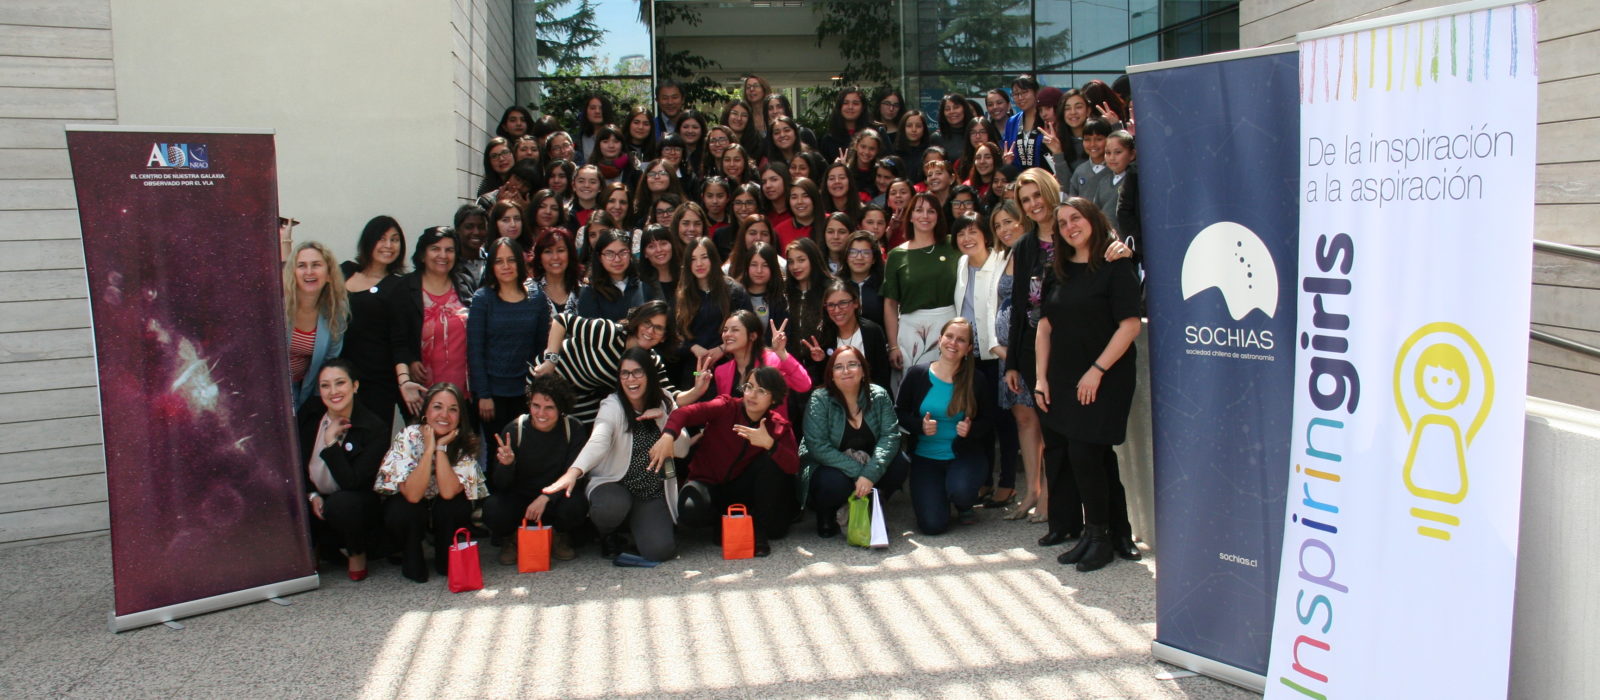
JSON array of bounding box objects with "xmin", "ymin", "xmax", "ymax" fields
[
  {"xmin": 1128, "ymin": 45, "xmax": 1301, "ymax": 691},
  {"xmin": 65, "ymin": 127, "xmax": 318, "ymax": 632},
  {"xmin": 1266, "ymin": 1, "xmax": 1537, "ymax": 697}
]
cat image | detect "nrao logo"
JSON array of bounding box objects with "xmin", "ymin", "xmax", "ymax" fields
[
  {"xmin": 146, "ymin": 143, "xmax": 209, "ymax": 169},
  {"xmin": 1181, "ymin": 221, "xmax": 1277, "ymax": 352}
]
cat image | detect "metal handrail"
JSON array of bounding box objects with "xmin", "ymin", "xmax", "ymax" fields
[
  {"xmin": 1530, "ymin": 240, "xmax": 1600, "ymax": 360},
  {"xmin": 1535, "ymin": 239, "xmax": 1600, "ymax": 264}
]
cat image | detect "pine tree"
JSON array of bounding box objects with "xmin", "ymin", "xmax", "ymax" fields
[{"xmin": 535, "ymin": 0, "xmax": 605, "ymax": 73}]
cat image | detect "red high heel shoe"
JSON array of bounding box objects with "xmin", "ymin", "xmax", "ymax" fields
[{"xmin": 348, "ymin": 568, "xmax": 369, "ymax": 582}]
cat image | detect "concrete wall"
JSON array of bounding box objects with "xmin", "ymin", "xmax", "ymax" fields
[
  {"xmin": 0, "ymin": 0, "xmax": 515, "ymax": 546},
  {"xmin": 0, "ymin": 0, "xmax": 116, "ymax": 546},
  {"xmin": 1509, "ymin": 397, "xmax": 1600, "ymax": 699},
  {"xmin": 109, "ymin": 0, "xmax": 464, "ymax": 258},
  {"xmin": 1241, "ymin": 0, "xmax": 1600, "ymax": 411}
]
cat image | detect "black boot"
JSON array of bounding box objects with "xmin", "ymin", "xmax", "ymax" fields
[
  {"xmin": 1056, "ymin": 531, "xmax": 1092, "ymax": 565},
  {"xmin": 600, "ymin": 532, "xmax": 624, "ymax": 559},
  {"xmin": 1114, "ymin": 536, "xmax": 1141, "ymax": 561},
  {"xmin": 816, "ymin": 511, "xmax": 840, "ymax": 538},
  {"xmin": 1075, "ymin": 525, "xmax": 1115, "ymax": 572}
]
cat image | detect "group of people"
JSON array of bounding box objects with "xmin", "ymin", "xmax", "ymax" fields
[{"xmin": 283, "ymin": 72, "xmax": 1146, "ymax": 584}]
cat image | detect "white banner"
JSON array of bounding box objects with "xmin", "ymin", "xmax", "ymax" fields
[{"xmin": 1267, "ymin": 3, "xmax": 1537, "ymax": 698}]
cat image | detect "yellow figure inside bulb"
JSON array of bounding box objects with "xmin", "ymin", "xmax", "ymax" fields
[
  {"xmin": 1402, "ymin": 343, "xmax": 1471, "ymax": 504},
  {"xmin": 1393, "ymin": 323, "xmax": 1494, "ymax": 541}
]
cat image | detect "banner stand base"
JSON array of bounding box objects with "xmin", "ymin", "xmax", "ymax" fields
[
  {"xmin": 1151, "ymin": 641, "xmax": 1266, "ymax": 693},
  {"xmin": 109, "ymin": 574, "xmax": 319, "ymax": 633}
]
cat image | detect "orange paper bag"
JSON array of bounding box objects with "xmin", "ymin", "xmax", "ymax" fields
[
  {"xmin": 518, "ymin": 518, "xmax": 552, "ymax": 573},
  {"xmin": 722, "ymin": 504, "xmax": 755, "ymax": 560}
]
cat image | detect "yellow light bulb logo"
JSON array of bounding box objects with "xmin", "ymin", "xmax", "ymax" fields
[{"xmin": 1393, "ymin": 323, "xmax": 1493, "ymax": 541}]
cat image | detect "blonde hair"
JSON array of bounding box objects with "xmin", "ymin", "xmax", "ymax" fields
[
  {"xmin": 283, "ymin": 240, "xmax": 349, "ymax": 343},
  {"xmin": 1013, "ymin": 167, "xmax": 1061, "ymax": 236}
]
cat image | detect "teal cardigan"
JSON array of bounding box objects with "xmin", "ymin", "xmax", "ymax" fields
[
  {"xmin": 290, "ymin": 315, "xmax": 343, "ymax": 410},
  {"xmin": 798, "ymin": 383, "xmax": 901, "ymax": 507}
]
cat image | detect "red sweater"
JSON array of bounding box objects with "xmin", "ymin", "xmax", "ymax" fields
[{"xmin": 663, "ymin": 395, "xmax": 799, "ymax": 483}]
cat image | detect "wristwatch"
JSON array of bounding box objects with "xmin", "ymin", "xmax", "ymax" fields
[{"xmin": 543, "ymin": 351, "xmax": 560, "ymax": 363}]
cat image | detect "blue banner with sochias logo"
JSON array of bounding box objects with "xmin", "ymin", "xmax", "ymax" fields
[{"xmin": 1130, "ymin": 47, "xmax": 1299, "ymax": 685}]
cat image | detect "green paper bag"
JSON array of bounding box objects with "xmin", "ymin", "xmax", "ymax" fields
[{"xmin": 846, "ymin": 492, "xmax": 872, "ymax": 547}]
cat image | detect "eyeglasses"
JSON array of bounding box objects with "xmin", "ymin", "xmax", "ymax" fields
[
  {"xmin": 600, "ymin": 250, "xmax": 630, "ymax": 261},
  {"xmin": 708, "ymin": 135, "xmax": 730, "ymax": 144},
  {"xmin": 846, "ymin": 249, "xmax": 874, "ymax": 258},
  {"xmin": 647, "ymin": 170, "xmax": 669, "ymax": 179},
  {"xmin": 833, "ymin": 361, "xmax": 863, "ymax": 373},
  {"xmin": 952, "ymin": 199, "xmax": 976, "ymax": 209},
  {"xmin": 824, "ymin": 300, "xmax": 855, "ymax": 310},
  {"xmin": 740, "ymin": 382, "xmax": 771, "ymax": 398},
  {"xmin": 655, "ymin": 208, "xmax": 676, "ymax": 216},
  {"xmin": 619, "ymin": 368, "xmax": 647, "ymax": 380},
  {"xmin": 490, "ymin": 150, "xmax": 513, "ymax": 159}
]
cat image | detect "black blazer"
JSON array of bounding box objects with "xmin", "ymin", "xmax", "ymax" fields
[
  {"xmin": 894, "ymin": 363, "xmax": 996, "ymax": 458},
  {"xmin": 386, "ymin": 271, "xmax": 476, "ymax": 367},
  {"xmin": 296, "ymin": 402, "xmax": 392, "ymax": 494},
  {"xmin": 1004, "ymin": 231, "xmax": 1047, "ymax": 380}
]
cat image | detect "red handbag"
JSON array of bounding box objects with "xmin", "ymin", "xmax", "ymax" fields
[
  {"xmin": 722, "ymin": 504, "xmax": 755, "ymax": 560},
  {"xmin": 518, "ymin": 518, "xmax": 552, "ymax": 573},
  {"xmin": 447, "ymin": 527, "xmax": 483, "ymax": 593}
]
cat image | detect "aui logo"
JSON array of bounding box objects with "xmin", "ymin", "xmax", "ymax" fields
[
  {"xmin": 1393, "ymin": 322, "xmax": 1493, "ymax": 541},
  {"xmin": 146, "ymin": 143, "xmax": 209, "ymax": 169},
  {"xmin": 1181, "ymin": 221, "xmax": 1279, "ymax": 321}
]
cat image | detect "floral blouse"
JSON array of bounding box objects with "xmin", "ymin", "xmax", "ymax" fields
[{"xmin": 373, "ymin": 424, "xmax": 488, "ymax": 500}]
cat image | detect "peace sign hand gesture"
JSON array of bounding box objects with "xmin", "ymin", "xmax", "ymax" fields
[
  {"xmin": 494, "ymin": 433, "xmax": 515, "ymax": 466},
  {"xmin": 1039, "ymin": 119, "xmax": 1062, "ymax": 155},
  {"xmin": 1003, "ymin": 142, "xmax": 1017, "ymax": 165},
  {"xmin": 769, "ymin": 319, "xmax": 789, "ymax": 359},
  {"xmin": 1095, "ymin": 102, "xmax": 1120, "ymax": 126},
  {"xmin": 800, "ymin": 336, "xmax": 825, "ymax": 363}
]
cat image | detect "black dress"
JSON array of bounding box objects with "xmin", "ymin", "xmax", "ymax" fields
[
  {"xmin": 338, "ymin": 261, "xmax": 400, "ymax": 423},
  {"xmin": 1038, "ymin": 258, "xmax": 1141, "ymax": 445}
]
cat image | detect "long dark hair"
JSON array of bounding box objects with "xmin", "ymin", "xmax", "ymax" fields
[
  {"xmin": 411, "ymin": 226, "xmax": 459, "ymax": 274},
  {"xmin": 1055, "ymin": 197, "xmax": 1116, "ymax": 277},
  {"xmin": 531, "ymin": 227, "xmax": 582, "ymax": 291},
  {"xmin": 586, "ymin": 228, "xmax": 636, "ymax": 302},
  {"xmin": 727, "ymin": 214, "xmax": 772, "ymax": 275},
  {"xmin": 783, "ymin": 237, "xmax": 831, "ymax": 339},
  {"xmin": 636, "ymin": 224, "xmax": 681, "ymax": 287},
  {"xmin": 938, "ymin": 317, "xmax": 977, "ymax": 419},
  {"xmin": 725, "ymin": 309, "xmax": 770, "ymax": 380},
  {"xmin": 740, "ymin": 243, "xmax": 788, "ymax": 318},
  {"xmin": 479, "ymin": 237, "xmax": 528, "ymax": 292},
  {"xmin": 827, "ymin": 87, "xmax": 868, "ymax": 142},
  {"xmin": 674, "ymin": 237, "xmax": 732, "ymax": 343},
  {"xmin": 417, "ymin": 383, "xmax": 480, "ymax": 465},
  {"xmin": 356, "ymin": 215, "xmax": 407, "ymax": 275},
  {"xmin": 496, "ymin": 105, "xmax": 535, "ymax": 140},
  {"xmin": 905, "ymin": 192, "xmax": 950, "ymax": 246},
  {"xmin": 614, "ymin": 347, "xmax": 666, "ymax": 422}
]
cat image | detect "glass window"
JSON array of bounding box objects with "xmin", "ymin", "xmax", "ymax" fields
[{"xmin": 913, "ymin": 0, "xmax": 1032, "ymax": 74}]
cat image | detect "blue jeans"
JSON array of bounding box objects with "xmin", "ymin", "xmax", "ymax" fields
[{"xmin": 908, "ymin": 451, "xmax": 987, "ymax": 535}]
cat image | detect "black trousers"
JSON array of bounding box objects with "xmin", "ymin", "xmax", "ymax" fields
[
  {"xmin": 384, "ymin": 495, "xmax": 474, "ymax": 581},
  {"xmin": 809, "ymin": 452, "xmax": 910, "ymax": 520},
  {"xmin": 481, "ymin": 490, "xmax": 588, "ymax": 538},
  {"xmin": 479, "ymin": 395, "xmax": 525, "ymax": 448},
  {"xmin": 678, "ymin": 455, "xmax": 796, "ymax": 545},
  {"xmin": 1041, "ymin": 423, "xmax": 1132, "ymax": 539},
  {"xmin": 312, "ymin": 489, "xmax": 382, "ymax": 557}
]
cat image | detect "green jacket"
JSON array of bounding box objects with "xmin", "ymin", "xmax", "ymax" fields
[{"xmin": 798, "ymin": 383, "xmax": 902, "ymax": 507}]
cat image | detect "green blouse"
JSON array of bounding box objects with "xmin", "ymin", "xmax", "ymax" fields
[{"xmin": 881, "ymin": 241, "xmax": 959, "ymax": 314}]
